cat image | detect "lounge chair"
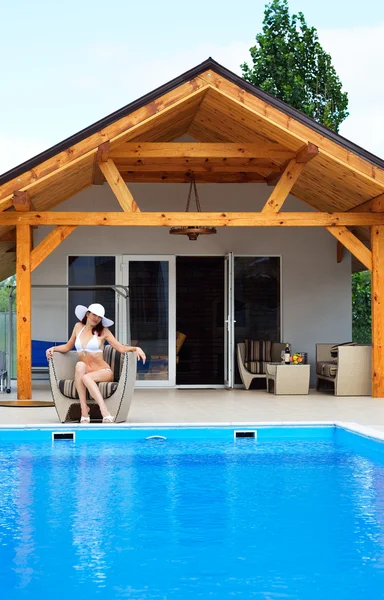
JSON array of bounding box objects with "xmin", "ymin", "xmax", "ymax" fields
[{"xmin": 49, "ymin": 346, "xmax": 137, "ymax": 422}]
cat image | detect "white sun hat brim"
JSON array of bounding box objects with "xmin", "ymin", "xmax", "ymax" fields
[{"xmin": 75, "ymin": 304, "xmax": 114, "ymax": 327}]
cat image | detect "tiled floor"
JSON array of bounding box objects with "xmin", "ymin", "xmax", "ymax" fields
[{"xmin": 1, "ymin": 382, "xmax": 384, "ymax": 434}]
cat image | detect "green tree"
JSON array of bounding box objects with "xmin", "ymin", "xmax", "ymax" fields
[
  {"xmin": 352, "ymin": 271, "xmax": 371, "ymax": 344},
  {"xmin": 241, "ymin": 0, "xmax": 349, "ymax": 132},
  {"xmin": 0, "ymin": 275, "xmax": 15, "ymax": 312}
]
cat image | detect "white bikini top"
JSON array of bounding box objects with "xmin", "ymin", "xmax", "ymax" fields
[{"xmin": 75, "ymin": 326, "xmax": 103, "ymax": 353}]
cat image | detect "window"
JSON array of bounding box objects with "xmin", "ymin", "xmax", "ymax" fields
[{"xmin": 68, "ymin": 256, "xmax": 116, "ymax": 336}]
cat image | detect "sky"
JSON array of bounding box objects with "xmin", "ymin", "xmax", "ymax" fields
[{"xmin": 1, "ymin": 0, "xmax": 383, "ymax": 175}]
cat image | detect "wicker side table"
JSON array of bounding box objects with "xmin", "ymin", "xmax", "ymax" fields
[{"xmin": 266, "ymin": 363, "xmax": 310, "ymax": 395}]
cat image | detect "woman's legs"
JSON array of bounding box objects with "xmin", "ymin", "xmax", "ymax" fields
[
  {"xmin": 81, "ymin": 369, "xmax": 114, "ymax": 419},
  {"xmin": 75, "ymin": 362, "xmax": 90, "ymax": 418}
]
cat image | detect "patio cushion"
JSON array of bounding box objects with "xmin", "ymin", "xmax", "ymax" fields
[
  {"xmin": 245, "ymin": 360, "xmax": 270, "ymax": 374},
  {"xmin": 103, "ymin": 345, "xmax": 124, "ymax": 380},
  {"xmin": 244, "ymin": 340, "xmax": 272, "ymax": 374},
  {"xmin": 58, "ymin": 379, "xmax": 118, "ymax": 400},
  {"xmin": 330, "ymin": 342, "xmax": 357, "ymax": 358},
  {"xmin": 57, "ymin": 347, "xmax": 124, "ymax": 400},
  {"xmin": 316, "ymin": 361, "xmax": 338, "ymax": 378}
]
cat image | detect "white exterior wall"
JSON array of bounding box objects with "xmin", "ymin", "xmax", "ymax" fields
[{"xmin": 31, "ymin": 182, "xmax": 352, "ymax": 381}]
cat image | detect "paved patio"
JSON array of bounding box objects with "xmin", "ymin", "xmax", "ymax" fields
[{"xmin": 1, "ymin": 382, "xmax": 384, "ymax": 436}]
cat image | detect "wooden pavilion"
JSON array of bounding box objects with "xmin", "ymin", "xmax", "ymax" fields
[{"xmin": 0, "ymin": 58, "xmax": 383, "ymax": 400}]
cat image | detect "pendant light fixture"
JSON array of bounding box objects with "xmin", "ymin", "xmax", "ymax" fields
[{"xmin": 169, "ymin": 175, "xmax": 217, "ymax": 241}]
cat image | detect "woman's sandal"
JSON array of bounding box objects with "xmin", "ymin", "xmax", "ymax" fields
[
  {"xmin": 80, "ymin": 416, "xmax": 90, "ymax": 423},
  {"xmin": 102, "ymin": 415, "xmax": 115, "ymax": 423}
]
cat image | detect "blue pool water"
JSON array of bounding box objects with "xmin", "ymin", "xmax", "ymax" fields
[{"xmin": 1, "ymin": 428, "xmax": 384, "ymax": 599}]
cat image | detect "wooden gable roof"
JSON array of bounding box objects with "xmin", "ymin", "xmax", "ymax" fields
[{"xmin": 0, "ymin": 57, "xmax": 383, "ymax": 280}]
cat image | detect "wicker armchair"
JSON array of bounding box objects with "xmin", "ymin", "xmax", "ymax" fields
[
  {"xmin": 237, "ymin": 341, "xmax": 288, "ymax": 390},
  {"xmin": 49, "ymin": 346, "xmax": 137, "ymax": 422}
]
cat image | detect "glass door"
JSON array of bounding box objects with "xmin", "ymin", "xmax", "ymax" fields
[
  {"xmin": 233, "ymin": 256, "xmax": 281, "ymax": 385},
  {"xmin": 121, "ymin": 256, "xmax": 175, "ymax": 387},
  {"xmin": 175, "ymin": 256, "xmax": 225, "ymax": 386},
  {"xmin": 224, "ymin": 253, "xmax": 234, "ymax": 388}
]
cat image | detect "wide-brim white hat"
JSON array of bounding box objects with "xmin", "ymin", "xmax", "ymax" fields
[{"xmin": 75, "ymin": 303, "xmax": 114, "ymax": 327}]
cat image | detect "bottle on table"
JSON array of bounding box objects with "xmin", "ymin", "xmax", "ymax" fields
[{"xmin": 284, "ymin": 343, "xmax": 291, "ymax": 365}]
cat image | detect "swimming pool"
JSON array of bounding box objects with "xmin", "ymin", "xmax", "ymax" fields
[{"xmin": 1, "ymin": 425, "xmax": 384, "ymax": 599}]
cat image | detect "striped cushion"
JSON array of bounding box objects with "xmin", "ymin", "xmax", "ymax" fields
[
  {"xmin": 330, "ymin": 342, "xmax": 357, "ymax": 358},
  {"xmin": 244, "ymin": 340, "xmax": 272, "ymax": 374},
  {"xmin": 316, "ymin": 361, "xmax": 338, "ymax": 378},
  {"xmin": 59, "ymin": 380, "xmax": 118, "ymax": 399},
  {"xmin": 103, "ymin": 346, "xmax": 124, "ymax": 380},
  {"xmin": 58, "ymin": 348, "xmax": 124, "ymax": 400},
  {"xmin": 245, "ymin": 361, "xmax": 269, "ymax": 374}
]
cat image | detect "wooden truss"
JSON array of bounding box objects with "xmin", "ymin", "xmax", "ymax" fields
[{"xmin": 0, "ymin": 73, "xmax": 383, "ymax": 400}]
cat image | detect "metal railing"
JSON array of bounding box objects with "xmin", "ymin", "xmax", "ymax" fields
[{"xmin": 6, "ymin": 284, "xmax": 130, "ymax": 382}]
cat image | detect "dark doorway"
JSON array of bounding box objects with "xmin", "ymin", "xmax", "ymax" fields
[{"xmin": 176, "ymin": 257, "xmax": 224, "ymax": 385}]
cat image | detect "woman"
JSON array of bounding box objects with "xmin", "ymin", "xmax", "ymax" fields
[{"xmin": 46, "ymin": 303, "xmax": 146, "ymax": 423}]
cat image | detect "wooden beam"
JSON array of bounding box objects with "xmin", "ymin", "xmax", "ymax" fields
[
  {"xmin": 326, "ymin": 226, "xmax": 372, "ymax": 271},
  {"xmin": 92, "ymin": 164, "xmax": 105, "ymax": 186},
  {"xmin": 371, "ymin": 225, "xmax": 384, "ymax": 398},
  {"xmin": 2, "ymin": 212, "xmax": 384, "ymax": 227},
  {"xmin": 31, "ymin": 225, "xmax": 77, "ymax": 272},
  {"xmin": 98, "ymin": 159, "xmax": 140, "ymax": 212},
  {"xmin": 263, "ymin": 142, "xmax": 318, "ymax": 203},
  {"xmin": 337, "ymin": 241, "xmax": 344, "ymax": 263},
  {"xmin": 109, "ymin": 142, "xmax": 295, "ymax": 160},
  {"xmin": 16, "ymin": 224, "xmax": 32, "ymax": 400},
  {"xmin": 0, "ymin": 198, "xmax": 13, "ymax": 213},
  {"xmin": 92, "ymin": 164, "xmax": 105, "ymax": 185},
  {"xmin": 197, "ymin": 72, "xmax": 384, "ymax": 187},
  {"xmin": 92, "ymin": 141, "xmax": 110, "ymax": 185},
  {"xmin": 116, "ymin": 158, "xmax": 279, "ymax": 171},
  {"xmin": 0, "ymin": 83, "xmax": 210, "ymax": 204},
  {"xmin": 1, "ymin": 149, "xmax": 97, "ymax": 212},
  {"xmin": 348, "ymin": 193, "xmax": 384, "ymax": 213},
  {"xmin": 296, "ymin": 142, "xmax": 319, "ymax": 163},
  {"xmin": 262, "ymin": 159, "xmax": 307, "ymax": 212},
  {"xmin": 120, "ymin": 171, "xmax": 267, "ymax": 183},
  {"xmin": 371, "ymin": 197, "xmax": 384, "ymax": 398},
  {"xmin": 13, "ymin": 191, "xmax": 31, "ymax": 211},
  {"xmin": 96, "ymin": 141, "xmax": 110, "ymax": 162},
  {"xmin": 265, "ymin": 160, "xmax": 290, "ymax": 186},
  {"xmin": 0, "ymin": 230, "xmax": 16, "ymax": 241}
]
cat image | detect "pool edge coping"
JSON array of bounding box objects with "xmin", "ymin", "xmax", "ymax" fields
[{"xmin": 0, "ymin": 420, "xmax": 383, "ymax": 442}]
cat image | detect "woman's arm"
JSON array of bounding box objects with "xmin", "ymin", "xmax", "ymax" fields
[
  {"xmin": 46, "ymin": 325, "xmax": 78, "ymax": 359},
  {"xmin": 104, "ymin": 329, "xmax": 146, "ymax": 363}
]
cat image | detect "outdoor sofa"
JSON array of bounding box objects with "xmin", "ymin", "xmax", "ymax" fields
[
  {"xmin": 49, "ymin": 346, "xmax": 137, "ymax": 422},
  {"xmin": 315, "ymin": 342, "xmax": 372, "ymax": 396}
]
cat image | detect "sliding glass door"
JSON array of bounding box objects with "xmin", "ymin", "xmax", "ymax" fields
[
  {"xmin": 224, "ymin": 253, "xmax": 234, "ymax": 388},
  {"xmin": 233, "ymin": 256, "xmax": 281, "ymax": 385},
  {"xmin": 122, "ymin": 256, "xmax": 175, "ymax": 387},
  {"xmin": 68, "ymin": 254, "xmax": 279, "ymax": 388}
]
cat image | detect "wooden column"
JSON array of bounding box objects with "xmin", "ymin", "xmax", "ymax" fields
[
  {"xmin": 16, "ymin": 224, "xmax": 32, "ymax": 399},
  {"xmin": 371, "ymin": 225, "xmax": 384, "ymax": 398}
]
